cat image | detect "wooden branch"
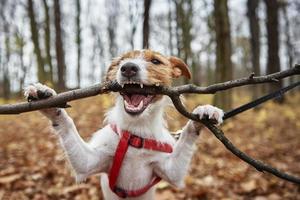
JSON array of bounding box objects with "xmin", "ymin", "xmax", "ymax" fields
[
  {"xmin": 173, "ymin": 64, "xmax": 300, "ymax": 94},
  {"xmin": 0, "ymin": 65, "xmax": 299, "ymax": 184},
  {"xmin": 0, "ymin": 83, "xmax": 110, "ymax": 114},
  {"xmin": 170, "ymin": 95, "xmax": 300, "ymax": 184},
  {"xmin": 0, "ymin": 65, "xmax": 299, "ymax": 115}
]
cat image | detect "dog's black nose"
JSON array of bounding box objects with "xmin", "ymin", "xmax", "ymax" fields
[{"xmin": 121, "ymin": 63, "xmax": 139, "ymax": 78}]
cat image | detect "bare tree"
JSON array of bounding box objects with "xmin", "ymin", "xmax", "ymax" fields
[
  {"xmin": 0, "ymin": 0, "xmax": 16, "ymax": 99},
  {"xmin": 2, "ymin": 35, "xmax": 10, "ymax": 100},
  {"xmin": 290, "ymin": 0, "xmax": 300, "ymax": 89},
  {"xmin": 27, "ymin": 0, "xmax": 46, "ymax": 83},
  {"xmin": 174, "ymin": 0, "xmax": 197, "ymax": 84},
  {"xmin": 281, "ymin": 1, "xmax": 295, "ymax": 86},
  {"xmin": 54, "ymin": 0, "xmax": 66, "ymax": 91},
  {"xmin": 76, "ymin": 0, "xmax": 81, "ymax": 88},
  {"xmin": 213, "ymin": 0, "xmax": 233, "ymax": 111},
  {"xmin": 90, "ymin": 23, "xmax": 105, "ymax": 83},
  {"xmin": 128, "ymin": 0, "xmax": 139, "ymax": 49},
  {"xmin": 168, "ymin": 0, "xmax": 174, "ymax": 55},
  {"xmin": 14, "ymin": 30, "xmax": 28, "ymax": 96},
  {"xmin": 143, "ymin": 0, "xmax": 152, "ymax": 48},
  {"xmin": 106, "ymin": 0, "xmax": 119, "ymax": 58},
  {"xmin": 203, "ymin": 1, "xmax": 216, "ymax": 86},
  {"xmin": 247, "ymin": 0, "xmax": 262, "ymax": 100},
  {"xmin": 42, "ymin": 0, "xmax": 54, "ymax": 85},
  {"xmin": 264, "ymin": 0, "xmax": 282, "ymax": 95}
]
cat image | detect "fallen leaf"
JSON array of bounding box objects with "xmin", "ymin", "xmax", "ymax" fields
[
  {"xmin": 240, "ymin": 180, "xmax": 257, "ymax": 193},
  {"xmin": 0, "ymin": 173, "xmax": 23, "ymax": 184}
]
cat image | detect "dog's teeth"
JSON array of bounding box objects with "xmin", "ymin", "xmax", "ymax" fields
[
  {"xmin": 137, "ymin": 100, "xmax": 143, "ymax": 110},
  {"xmin": 124, "ymin": 100, "xmax": 129, "ymax": 108},
  {"xmin": 121, "ymin": 84, "xmax": 124, "ymax": 88},
  {"xmin": 140, "ymin": 83, "xmax": 143, "ymax": 88},
  {"xmin": 155, "ymin": 83, "xmax": 160, "ymax": 86}
]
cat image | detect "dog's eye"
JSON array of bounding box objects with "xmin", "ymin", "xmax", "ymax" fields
[{"xmin": 151, "ymin": 59, "xmax": 161, "ymax": 65}]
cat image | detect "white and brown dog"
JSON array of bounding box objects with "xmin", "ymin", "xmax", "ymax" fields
[{"xmin": 24, "ymin": 50, "xmax": 223, "ymax": 200}]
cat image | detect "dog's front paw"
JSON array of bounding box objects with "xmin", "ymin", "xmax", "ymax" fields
[
  {"xmin": 24, "ymin": 83, "xmax": 56, "ymax": 102},
  {"xmin": 193, "ymin": 105, "xmax": 224, "ymax": 125},
  {"xmin": 24, "ymin": 83, "xmax": 61, "ymax": 119}
]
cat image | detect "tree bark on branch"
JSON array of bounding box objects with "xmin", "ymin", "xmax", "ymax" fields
[
  {"xmin": 0, "ymin": 65, "xmax": 299, "ymax": 114},
  {"xmin": 0, "ymin": 65, "xmax": 299, "ymax": 184}
]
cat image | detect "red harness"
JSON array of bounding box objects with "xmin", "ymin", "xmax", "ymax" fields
[{"xmin": 109, "ymin": 124, "xmax": 173, "ymax": 198}]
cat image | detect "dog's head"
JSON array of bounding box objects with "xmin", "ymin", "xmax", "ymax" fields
[{"xmin": 105, "ymin": 50, "xmax": 191, "ymax": 116}]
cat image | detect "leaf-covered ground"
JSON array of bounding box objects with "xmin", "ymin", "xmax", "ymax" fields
[{"xmin": 0, "ymin": 92, "xmax": 299, "ymax": 199}]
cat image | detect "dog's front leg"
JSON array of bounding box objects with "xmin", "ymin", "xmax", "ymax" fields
[
  {"xmin": 154, "ymin": 105, "xmax": 224, "ymax": 187},
  {"xmin": 24, "ymin": 83, "xmax": 110, "ymax": 181}
]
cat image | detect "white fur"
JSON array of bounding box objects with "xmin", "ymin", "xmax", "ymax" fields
[
  {"xmin": 117, "ymin": 54, "xmax": 148, "ymax": 85},
  {"xmin": 25, "ymin": 81, "xmax": 223, "ymax": 200}
]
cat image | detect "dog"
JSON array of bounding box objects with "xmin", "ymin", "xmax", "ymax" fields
[{"xmin": 24, "ymin": 50, "xmax": 223, "ymax": 200}]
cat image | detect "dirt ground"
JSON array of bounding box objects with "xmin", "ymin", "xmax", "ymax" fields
[{"xmin": 0, "ymin": 92, "xmax": 299, "ymax": 199}]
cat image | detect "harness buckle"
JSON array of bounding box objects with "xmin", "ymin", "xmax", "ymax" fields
[
  {"xmin": 128, "ymin": 135, "xmax": 144, "ymax": 148},
  {"xmin": 113, "ymin": 186, "xmax": 127, "ymax": 198}
]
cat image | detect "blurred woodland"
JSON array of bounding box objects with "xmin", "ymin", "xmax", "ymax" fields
[{"xmin": 0, "ymin": 0, "xmax": 300, "ymax": 199}]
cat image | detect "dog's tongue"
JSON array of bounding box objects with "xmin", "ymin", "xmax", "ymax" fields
[{"xmin": 124, "ymin": 94, "xmax": 145, "ymax": 106}]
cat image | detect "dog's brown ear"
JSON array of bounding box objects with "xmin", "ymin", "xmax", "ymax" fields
[{"xmin": 169, "ymin": 56, "xmax": 191, "ymax": 79}]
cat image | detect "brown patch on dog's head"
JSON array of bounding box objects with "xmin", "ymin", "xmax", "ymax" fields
[
  {"xmin": 105, "ymin": 49, "xmax": 191, "ymax": 86},
  {"xmin": 143, "ymin": 50, "xmax": 191, "ymax": 86}
]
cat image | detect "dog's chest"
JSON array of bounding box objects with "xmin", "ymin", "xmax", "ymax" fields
[{"xmin": 115, "ymin": 148, "xmax": 157, "ymax": 189}]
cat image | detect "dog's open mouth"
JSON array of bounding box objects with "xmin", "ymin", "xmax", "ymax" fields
[
  {"xmin": 121, "ymin": 93, "xmax": 155, "ymax": 115},
  {"xmin": 120, "ymin": 83, "xmax": 155, "ymax": 115}
]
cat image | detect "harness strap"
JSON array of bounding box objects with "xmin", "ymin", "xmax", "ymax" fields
[
  {"xmin": 110, "ymin": 124, "xmax": 173, "ymax": 153},
  {"xmin": 108, "ymin": 124, "xmax": 173, "ymax": 198},
  {"xmin": 108, "ymin": 130, "xmax": 130, "ymax": 192}
]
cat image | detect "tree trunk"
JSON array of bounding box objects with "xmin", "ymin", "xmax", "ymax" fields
[
  {"xmin": 54, "ymin": 0, "xmax": 66, "ymax": 91},
  {"xmin": 14, "ymin": 31, "xmax": 27, "ymax": 96},
  {"xmin": 128, "ymin": 0, "xmax": 138, "ymax": 49},
  {"xmin": 168, "ymin": 0, "xmax": 174, "ymax": 55},
  {"xmin": 0, "ymin": 2, "xmax": 10, "ymax": 99},
  {"xmin": 18, "ymin": 45, "xmax": 26, "ymax": 97},
  {"xmin": 174, "ymin": 0, "xmax": 181, "ymax": 58},
  {"xmin": 3, "ymin": 35, "xmax": 11, "ymax": 100},
  {"xmin": 76, "ymin": 0, "xmax": 81, "ymax": 88},
  {"xmin": 281, "ymin": 2, "xmax": 295, "ymax": 86},
  {"xmin": 90, "ymin": 24, "xmax": 105, "ymax": 83},
  {"xmin": 174, "ymin": 0, "xmax": 194, "ymax": 84},
  {"xmin": 143, "ymin": 0, "xmax": 152, "ymax": 49},
  {"xmin": 42, "ymin": 0, "xmax": 54, "ymax": 85},
  {"xmin": 264, "ymin": 0, "xmax": 282, "ymax": 95},
  {"xmin": 213, "ymin": 0, "xmax": 233, "ymax": 111},
  {"xmin": 174, "ymin": 0, "xmax": 187, "ymax": 62},
  {"xmin": 27, "ymin": 0, "xmax": 46, "ymax": 83},
  {"xmin": 247, "ymin": 0, "xmax": 261, "ymax": 100},
  {"xmin": 106, "ymin": 0, "xmax": 119, "ymax": 58}
]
